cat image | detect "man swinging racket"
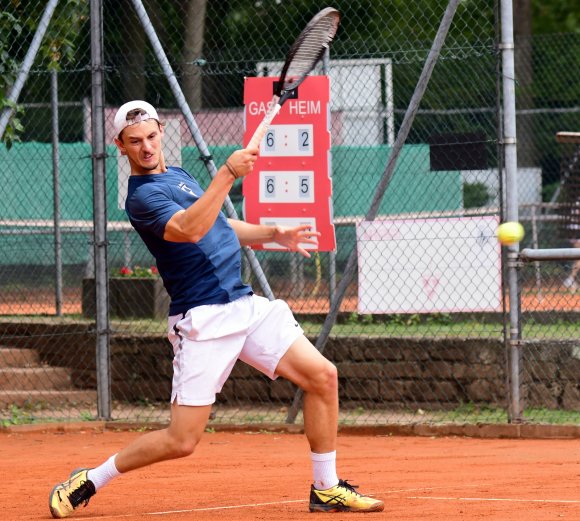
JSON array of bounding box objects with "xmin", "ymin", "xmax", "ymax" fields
[{"xmin": 48, "ymin": 100, "xmax": 384, "ymax": 517}]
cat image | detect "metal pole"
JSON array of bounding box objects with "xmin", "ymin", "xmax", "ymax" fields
[
  {"xmin": 287, "ymin": 0, "xmax": 462, "ymax": 423},
  {"xmin": 520, "ymin": 248, "xmax": 580, "ymax": 261},
  {"xmin": 500, "ymin": 0, "xmax": 523, "ymax": 423},
  {"xmin": 129, "ymin": 0, "xmax": 275, "ymax": 301},
  {"xmin": 90, "ymin": 0, "xmax": 111, "ymax": 420},
  {"xmin": 51, "ymin": 69, "xmax": 63, "ymax": 316},
  {"xmin": 530, "ymin": 205, "xmax": 542, "ymax": 300},
  {"xmin": 321, "ymin": 48, "xmax": 337, "ymax": 308},
  {"xmin": 494, "ymin": 0, "xmax": 511, "ymax": 424},
  {"xmin": 0, "ymin": 0, "xmax": 60, "ymax": 139}
]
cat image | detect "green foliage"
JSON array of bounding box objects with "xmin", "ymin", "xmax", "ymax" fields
[
  {"xmin": 0, "ymin": 404, "xmax": 38, "ymax": 427},
  {"xmin": 0, "ymin": 11, "xmax": 23, "ymax": 149},
  {"xmin": 463, "ymin": 182, "xmax": 491, "ymax": 208},
  {"xmin": 390, "ymin": 313, "xmax": 422, "ymax": 326},
  {"xmin": 79, "ymin": 410, "xmax": 94, "ymax": 421},
  {"xmin": 0, "ymin": 1, "xmax": 88, "ymax": 146},
  {"xmin": 532, "ymin": 0, "xmax": 580, "ymax": 34},
  {"xmin": 300, "ymin": 318, "xmax": 580, "ymax": 339},
  {"xmin": 426, "ymin": 313, "xmax": 453, "ymax": 325},
  {"xmin": 542, "ymin": 181, "xmax": 560, "ymax": 202},
  {"xmin": 345, "ymin": 312, "xmax": 374, "ymax": 325}
]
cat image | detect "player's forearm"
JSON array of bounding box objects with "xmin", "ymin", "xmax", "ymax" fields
[
  {"xmin": 164, "ymin": 167, "xmax": 235, "ymax": 242},
  {"xmin": 228, "ymin": 219, "xmax": 277, "ymax": 246}
]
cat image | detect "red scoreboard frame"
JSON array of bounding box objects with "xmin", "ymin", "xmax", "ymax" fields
[{"xmin": 242, "ymin": 76, "xmax": 336, "ymax": 251}]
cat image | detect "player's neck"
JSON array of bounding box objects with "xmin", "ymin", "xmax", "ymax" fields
[{"xmin": 130, "ymin": 163, "xmax": 167, "ymax": 176}]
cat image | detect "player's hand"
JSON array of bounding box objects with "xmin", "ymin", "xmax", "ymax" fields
[
  {"xmin": 273, "ymin": 224, "xmax": 320, "ymax": 258},
  {"xmin": 225, "ymin": 147, "xmax": 259, "ymax": 180}
]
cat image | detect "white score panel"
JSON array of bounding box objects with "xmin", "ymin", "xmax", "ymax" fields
[
  {"xmin": 260, "ymin": 124, "xmax": 314, "ymax": 156},
  {"xmin": 356, "ymin": 217, "xmax": 501, "ymax": 314},
  {"xmin": 260, "ymin": 217, "xmax": 317, "ymax": 250},
  {"xmin": 259, "ymin": 171, "xmax": 315, "ymax": 203}
]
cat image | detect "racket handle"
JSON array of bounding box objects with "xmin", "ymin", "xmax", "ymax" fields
[{"xmin": 248, "ymin": 103, "xmax": 281, "ymax": 150}]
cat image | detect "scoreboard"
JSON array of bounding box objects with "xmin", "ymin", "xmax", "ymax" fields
[{"xmin": 242, "ymin": 76, "xmax": 336, "ymax": 251}]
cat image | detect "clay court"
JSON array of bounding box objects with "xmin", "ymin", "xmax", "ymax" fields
[
  {"xmin": 1, "ymin": 425, "xmax": 579, "ymax": 521},
  {"xmin": 0, "ymin": 282, "xmax": 579, "ymax": 315}
]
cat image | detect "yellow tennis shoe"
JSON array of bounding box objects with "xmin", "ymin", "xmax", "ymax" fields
[
  {"xmin": 309, "ymin": 479, "xmax": 384, "ymax": 512},
  {"xmin": 49, "ymin": 468, "xmax": 96, "ymax": 518}
]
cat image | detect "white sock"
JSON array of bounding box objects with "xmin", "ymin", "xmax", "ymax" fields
[
  {"xmin": 311, "ymin": 451, "xmax": 339, "ymax": 490},
  {"xmin": 87, "ymin": 454, "xmax": 121, "ymax": 491}
]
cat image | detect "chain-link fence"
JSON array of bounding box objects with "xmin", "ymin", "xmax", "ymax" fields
[{"xmin": 0, "ymin": 0, "xmax": 578, "ymax": 428}]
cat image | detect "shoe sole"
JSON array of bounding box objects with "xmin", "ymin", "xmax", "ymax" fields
[{"xmin": 309, "ymin": 502, "xmax": 385, "ymax": 513}]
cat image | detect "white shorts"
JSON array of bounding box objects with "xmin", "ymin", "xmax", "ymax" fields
[{"xmin": 167, "ymin": 294, "xmax": 304, "ymax": 406}]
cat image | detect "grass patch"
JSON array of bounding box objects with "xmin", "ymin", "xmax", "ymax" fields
[
  {"xmin": 1, "ymin": 315, "xmax": 579, "ymax": 340},
  {"xmin": 300, "ymin": 319, "xmax": 580, "ymax": 339}
]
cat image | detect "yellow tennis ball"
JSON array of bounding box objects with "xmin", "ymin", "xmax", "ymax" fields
[{"xmin": 497, "ymin": 221, "xmax": 524, "ymax": 245}]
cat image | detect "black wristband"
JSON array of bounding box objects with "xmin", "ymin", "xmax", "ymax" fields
[{"xmin": 225, "ymin": 161, "xmax": 239, "ymax": 180}]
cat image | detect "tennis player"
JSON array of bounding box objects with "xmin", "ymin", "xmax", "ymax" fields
[
  {"xmin": 563, "ymin": 201, "xmax": 580, "ymax": 291},
  {"xmin": 562, "ymin": 239, "xmax": 579, "ymax": 291},
  {"xmin": 48, "ymin": 101, "xmax": 384, "ymax": 517}
]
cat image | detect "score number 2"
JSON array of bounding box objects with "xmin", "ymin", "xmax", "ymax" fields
[{"xmin": 260, "ymin": 124, "xmax": 314, "ymax": 156}]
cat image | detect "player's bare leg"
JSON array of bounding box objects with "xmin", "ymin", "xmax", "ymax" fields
[
  {"xmin": 49, "ymin": 403, "xmax": 211, "ymax": 518},
  {"xmin": 275, "ymin": 335, "xmax": 338, "ymax": 453},
  {"xmin": 114, "ymin": 402, "xmax": 212, "ymax": 472},
  {"xmin": 275, "ymin": 336, "xmax": 384, "ymax": 513}
]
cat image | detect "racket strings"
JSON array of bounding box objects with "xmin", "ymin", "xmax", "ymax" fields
[{"xmin": 281, "ymin": 12, "xmax": 340, "ymax": 91}]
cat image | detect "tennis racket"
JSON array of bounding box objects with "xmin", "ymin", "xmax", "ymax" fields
[{"xmin": 247, "ymin": 7, "xmax": 340, "ymax": 150}]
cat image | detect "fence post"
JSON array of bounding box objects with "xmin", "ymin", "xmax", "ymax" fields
[
  {"xmin": 500, "ymin": 0, "xmax": 523, "ymax": 423},
  {"xmin": 90, "ymin": 0, "xmax": 111, "ymax": 420},
  {"xmin": 51, "ymin": 69, "xmax": 63, "ymax": 316}
]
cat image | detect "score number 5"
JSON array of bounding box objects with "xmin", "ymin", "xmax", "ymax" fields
[{"xmin": 261, "ymin": 172, "xmax": 315, "ymax": 203}]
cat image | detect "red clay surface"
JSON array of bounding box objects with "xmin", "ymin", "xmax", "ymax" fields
[
  {"xmin": 1, "ymin": 427, "xmax": 579, "ymax": 520},
  {"xmin": 1, "ymin": 286, "xmax": 579, "ymax": 315}
]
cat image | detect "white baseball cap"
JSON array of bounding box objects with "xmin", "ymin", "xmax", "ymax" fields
[{"xmin": 113, "ymin": 100, "xmax": 159, "ymax": 137}]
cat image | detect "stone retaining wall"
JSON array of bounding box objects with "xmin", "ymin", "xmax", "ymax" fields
[{"xmin": 1, "ymin": 322, "xmax": 578, "ymax": 411}]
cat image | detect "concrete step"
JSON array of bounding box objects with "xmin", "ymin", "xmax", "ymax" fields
[
  {"xmin": 0, "ymin": 348, "xmax": 40, "ymax": 368},
  {"xmin": 0, "ymin": 367, "xmax": 72, "ymax": 391},
  {"xmin": 0, "ymin": 390, "xmax": 97, "ymax": 408}
]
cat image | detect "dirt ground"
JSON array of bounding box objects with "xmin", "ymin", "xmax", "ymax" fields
[{"xmin": 1, "ymin": 426, "xmax": 579, "ymax": 520}]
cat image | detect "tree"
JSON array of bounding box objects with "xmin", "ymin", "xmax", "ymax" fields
[
  {"xmin": 0, "ymin": 0, "xmax": 87, "ymax": 147},
  {"xmin": 0, "ymin": 11, "xmax": 24, "ymax": 148},
  {"xmin": 514, "ymin": 0, "xmax": 536, "ymax": 167},
  {"xmin": 182, "ymin": 0, "xmax": 208, "ymax": 111}
]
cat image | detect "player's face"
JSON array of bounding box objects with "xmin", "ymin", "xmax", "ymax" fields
[{"xmin": 115, "ymin": 120, "xmax": 164, "ymax": 174}]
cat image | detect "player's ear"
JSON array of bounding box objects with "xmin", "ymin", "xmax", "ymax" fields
[{"xmin": 114, "ymin": 136, "xmax": 127, "ymax": 156}]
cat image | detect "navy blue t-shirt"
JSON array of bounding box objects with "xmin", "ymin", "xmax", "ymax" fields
[{"xmin": 125, "ymin": 166, "xmax": 252, "ymax": 315}]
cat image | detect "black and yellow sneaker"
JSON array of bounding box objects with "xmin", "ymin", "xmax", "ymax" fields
[
  {"xmin": 49, "ymin": 468, "xmax": 96, "ymax": 518},
  {"xmin": 309, "ymin": 479, "xmax": 384, "ymax": 513}
]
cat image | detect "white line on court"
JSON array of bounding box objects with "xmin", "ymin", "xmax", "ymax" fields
[
  {"xmin": 407, "ymin": 496, "xmax": 580, "ymax": 505},
  {"xmin": 82, "ymin": 499, "xmax": 307, "ymax": 519}
]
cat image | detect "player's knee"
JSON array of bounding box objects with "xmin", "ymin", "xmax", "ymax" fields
[
  {"xmin": 309, "ymin": 361, "xmax": 338, "ymax": 396},
  {"xmin": 164, "ymin": 434, "xmax": 200, "ymax": 459},
  {"xmin": 169, "ymin": 440, "xmax": 197, "ymax": 459}
]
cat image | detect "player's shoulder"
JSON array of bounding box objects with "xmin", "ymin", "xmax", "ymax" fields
[
  {"xmin": 129, "ymin": 167, "xmax": 186, "ymax": 192},
  {"xmin": 166, "ymin": 165, "xmax": 190, "ymax": 177}
]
